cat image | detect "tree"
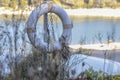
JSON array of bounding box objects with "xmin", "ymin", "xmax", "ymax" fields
[
  {"xmin": 84, "ymin": 0, "xmax": 94, "ymax": 8},
  {"xmin": 0, "ymin": 0, "xmax": 10, "ymax": 7},
  {"xmin": 18, "ymin": 0, "xmax": 28, "ymax": 9},
  {"xmin": 88, "ymin": 0, "xmax": 94, "ymax": 8},
  {"xmin": 9, "ymin": 0, "xmax": 18, "ymax": 10},
  {"xmin": 84, "ymin": 0, "xmax": 89, "ymax": 4},
  {"xmin": 32, "ymin": 0, "xmax": 42, "ymax": 7},
  {"xmin": 76, "ymin": 0, "xmax": 84, "ymax": 8},
  {"xmin": 94, "ymin": 0, "xmax": 102, "ymax": 8},
  {"xmin": 28, "ymin": 0, "xmax": 32, "ymax": 6}
]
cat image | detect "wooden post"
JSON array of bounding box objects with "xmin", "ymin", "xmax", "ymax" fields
[{"xmin": 43, "ymin": 0, "xmax": 48, "ymax": 79}]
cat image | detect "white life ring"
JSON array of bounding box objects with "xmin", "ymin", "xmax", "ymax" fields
[{"xmin": 26, "ymin": 2, "xmax": 73, "ymax": 52}]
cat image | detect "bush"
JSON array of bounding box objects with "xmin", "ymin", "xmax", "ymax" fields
[{"xmin": 75, "ymin": 67, "xmax": 120, "ymax": 80}]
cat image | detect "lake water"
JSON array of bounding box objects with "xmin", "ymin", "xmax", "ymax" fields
[
  {"xmin": 0, "ymin": 18, "xmax": 120, "ymax": 45},
  {"xmin": 71, "ymin": 18, "xmax": 120, "ymax": 44},
  {"xmin": 39, "ymin": 18, "xmax": 120, "ymax": 44}
]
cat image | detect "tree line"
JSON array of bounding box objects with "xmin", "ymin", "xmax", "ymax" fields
[
  {"xmin": 0, "ymin": 0, "xmax": 120, "ymax": 9},
  {"xmin": 0, "ymin": 0, "xmax": 42, "ymax": 9}
]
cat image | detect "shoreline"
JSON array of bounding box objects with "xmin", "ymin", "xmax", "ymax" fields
[
  {"xmin": 69, "ymin": 42, "xmax": 120, "ymax": 50},
  {"xmin": 66, "ymin": 8, "xmax": 120, "ymax": 18},
  {"xmin": 0, "ymin": 8, "xmax": 120, "ymax": 18}
]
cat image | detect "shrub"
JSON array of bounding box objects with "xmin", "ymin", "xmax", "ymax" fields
[{"xmin": 74, "ymin": 67, "xmax": 120, "ymax": 80}]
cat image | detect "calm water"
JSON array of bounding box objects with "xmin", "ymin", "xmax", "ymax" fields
[
  {"xmin": 71, "ymin": 19, "xmax": 120, "ymax": 44},
  {"xmin": 43, "ymin": 18, "xmax": 120, "ymax": 44},
  {"xmin": 1, "ymin": 18, "xmax": 120, "ymax": 45}
]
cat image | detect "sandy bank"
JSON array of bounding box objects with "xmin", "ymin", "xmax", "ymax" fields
[
  {"xmin": 0, "ymin": 7, "xmax": 120, "ymax": 18},
  {"xmin": 69, "ymin": 42, "xmax": 120, "ymax": 50},
  {"xmin": 66, "ymin": 8, "xmax": 120, "ymax": 18}
]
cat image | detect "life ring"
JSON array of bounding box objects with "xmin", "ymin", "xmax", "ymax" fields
[{"xmin": 26, "ymin": 2, "xmax": 73, "ymax": 52}]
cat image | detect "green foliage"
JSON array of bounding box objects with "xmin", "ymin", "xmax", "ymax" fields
[
  {"xmin": 0, "ymin": 0, "xmax": 10, "ymax": 7},
  {"xmin": 88, "ymin": 0, "xmax": 94, "ymax": 8},
  {"xmin": 18, "ymin": 0, "xmax": 28, "ymax": 9},
  {"xmin": 78, "ymin": 67, "xmax": 120, "ymax": 80},
  {"xmin": 32, "ymin": 0, "xmax": 42, "ymax": 7},
  {"xmin": 116, "ymin": 3, "xmax": 120, "ymax": 7},
  {"xmin": 76, "ymin": 0, "xmax": 84, "ymax": 8},
  {"xmin": 53, "ymin": 0, "xmax": 61, "ymax": 5},
  {"xmin": 9, "ymin": 0, "xmax": 18, "ymax": 10},
  {"xmin": 0, "ymin": 0, "xmax": 120, "ymax": 9}
]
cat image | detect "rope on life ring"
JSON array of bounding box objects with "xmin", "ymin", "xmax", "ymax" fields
[{"xmin": 26, "ymin": 2, "xmax": 73, "ymax": 52}]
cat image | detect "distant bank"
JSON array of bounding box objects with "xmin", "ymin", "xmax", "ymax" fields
[
  {"xmin": 69, "ymin": 42, "xmax": 120, "ymax": 51},
  {"xmin": 0, "ymin": 7, "xmax": 120, "ymax": 18},
  {"xmin": 66, "ymin": 8, "xmax": 120, "ymax": 18}
]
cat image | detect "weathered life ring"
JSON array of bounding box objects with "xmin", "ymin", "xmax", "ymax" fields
[{"xmin": 26, "ymin": 2, "xmax": 73, "ymax": 52}]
